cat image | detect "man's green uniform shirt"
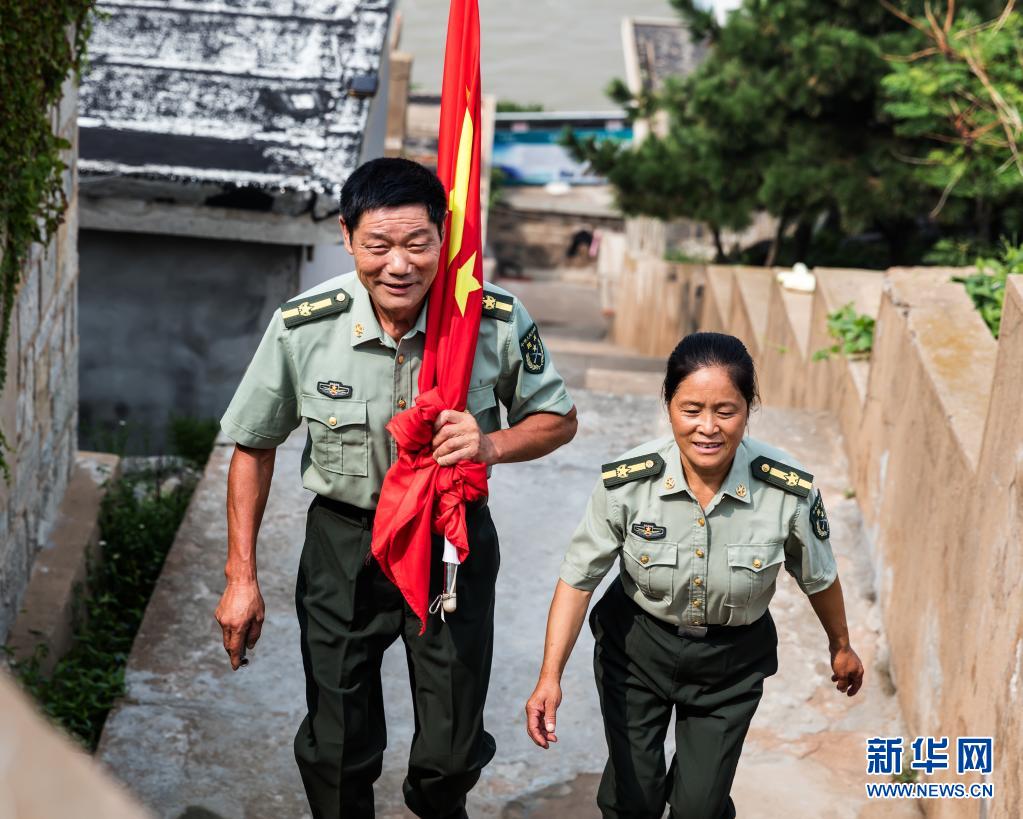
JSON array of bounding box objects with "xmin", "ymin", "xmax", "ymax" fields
[
  {"xmin": 560, "ymin": 436, "xmax": 838, "ymax": 628},
  {"xmin": 221, "ymin": 271, "xmax": 574, "ymax": 510}
]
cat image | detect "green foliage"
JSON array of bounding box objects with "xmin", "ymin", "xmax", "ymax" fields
[
  {"xmin": 573, "ymin": 0, "xmax": 1017, "ymax": 265},
  {"xmin": 0, "ymin": 0, "xmax": 96, "ymax": 476},
  {"xmin": 495, "ymin": 100, "xmax": 545, "ymax": 113},
  {"xmin": 923, "ymin": 236, "xmax": 995, "ymax": 265},
  {"xmin": 168, "ymin": 415, "xmax": 219, "ymax": 468},
  {"xmin": 881, "ymin": 4, "xmax": 1023, "ymax": 236},
  {"xmin": 7, "ymin": 467, "xmax": 194, "ymax": 750},
  {"xmin": 489, "ymin": 166, "xmax": 508, "ymax": 209},
  {"xmin": 813, "ymin": 302, "xmax": 876, "ymax": 360},
  {"xmin": 952, "ymin": 238, "xmax": 1023, "ymax": 336}
]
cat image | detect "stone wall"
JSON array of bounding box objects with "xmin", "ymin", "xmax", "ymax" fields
[
  {"xmin": 0, "ymin": 76, "xmax": 80, "ymax": 642},
  {"xmin": 603, "ymin": 239, "xmax": 1022, "ymax": 816}
]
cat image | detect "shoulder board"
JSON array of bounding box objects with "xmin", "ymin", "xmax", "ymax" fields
[
  {"xmin": 751, "ymin": 456, "xmax": 813, "ymax": 497},
  {"xmin": 280, "ymin": 288, "xmax": 353, "ymax": 329},
  {"xmin": 481, "ymin": 289, "xmax": 515, "ymax": 322},
  {"xmin": 601, "ymin": 453, "xmax": 665, "ymax": 489}
]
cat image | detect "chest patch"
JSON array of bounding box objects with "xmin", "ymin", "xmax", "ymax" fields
[
  {"xmin": 631, "ymin": 522, "xmax": 666, "ymax": 541},
  {"xmin": 317, "ymin": 381, "xmax": 353, "ymax": 399},
  {"xmin": 519, "ymin": 323, "xmax": 547, "ymax": 374},
  {"xmin": 811, "ymin": 491, "xmax": 830, "ymax": 540}
]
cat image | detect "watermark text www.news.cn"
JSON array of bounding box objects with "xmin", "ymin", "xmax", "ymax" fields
[{"xmin": 864, "ymin": 736, "xmax": 994, "ymax": 800}]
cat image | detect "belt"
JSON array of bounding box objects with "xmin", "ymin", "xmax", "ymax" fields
[
  {"xmin": 313, "ymin": 495, "xmax": 375, "ymax": 529},
  {"xmin": 620, "ymin": 586, "xmax": 764, "ymax": 640},
  {"xmin": 313, "ymin": 495, "xmax": 488, "ymax": 530},
  {"xmin": 672, "ymin": 615, "xmax": 769, "ymax": 640}
]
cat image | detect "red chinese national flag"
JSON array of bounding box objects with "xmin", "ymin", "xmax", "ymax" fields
[{"xmin": 371, "ymin": 0, "xmax": 486, "ymax": 632}]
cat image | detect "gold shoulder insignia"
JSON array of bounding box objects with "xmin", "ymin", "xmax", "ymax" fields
[
  {"xmin": 280, "ymin": 288, "xmax": 353, "ymax": 329},
  {"xmin": 481, "ymin": 289, "xmax": 515, "ymax": 322},
  {"xmin": 601, "ymin": 453, "xmax": 665, "ymax": 488},
  {"xmin": 751, "ymin": 456, "xmax": 813, "ymax": 497}
]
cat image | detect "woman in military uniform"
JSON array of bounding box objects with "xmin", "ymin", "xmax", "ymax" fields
[{"xmin": 524, "ymin": 332, "xmax": 864, "ymax": 819}]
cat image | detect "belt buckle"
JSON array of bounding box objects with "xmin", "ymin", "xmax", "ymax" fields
[{"xmin": 678, "ymin": 625, "xmax": 708, "ymax": 639}]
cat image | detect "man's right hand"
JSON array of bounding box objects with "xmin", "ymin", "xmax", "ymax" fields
[
  {"xmin": 525, "ymin": 676, "xmax": 562, "ymax": 749},
  {"xmin": 215, "ymin": 580, "xmax": 265, "ymax": 670}
]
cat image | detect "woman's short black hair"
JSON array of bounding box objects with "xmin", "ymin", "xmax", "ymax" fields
[
  {"xmin": 339, "ymin": 157, "xmax": 447, "ymax": 234},
  {"xmin": 663, "ymin": 332, "xmax": 759, "ymax": 409}
]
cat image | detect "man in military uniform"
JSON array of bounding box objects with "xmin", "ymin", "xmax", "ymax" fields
[{"xmin": 215, "ymin": 158, "xmax": 577, "ymax": 819}]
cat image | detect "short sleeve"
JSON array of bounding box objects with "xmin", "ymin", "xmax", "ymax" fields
[
  {"xmin": 784, "ymin": 486, "xmax": 838, "ymax": 595},
  {"xmin": 497, "ymin": 298, "xmax": 573, "ymax": 426},
  {"xmin": 220, "ymin": 311, "xmax": 301, "ymax": 448},
  {"xmin": 559, "ymin": 480, "xmax": 624, "ymax": 592}
]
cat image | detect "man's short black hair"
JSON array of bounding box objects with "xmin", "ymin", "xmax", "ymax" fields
[{"xmin": 339, "ymin": 157, "xmax": 447, "ymax": 234}]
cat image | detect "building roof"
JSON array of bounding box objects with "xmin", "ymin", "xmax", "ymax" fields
[
  {"xmin": 78, "ymin": 0, "xmax": 393, "ymax": 217},
  {"xmin": 625, "ymin": 17, "xmax": 707, "ymax": 95}
]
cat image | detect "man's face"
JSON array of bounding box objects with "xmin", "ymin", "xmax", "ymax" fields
[{"xmin": 341, "ymin": 205, "xmax": 442, "ymax": 319}]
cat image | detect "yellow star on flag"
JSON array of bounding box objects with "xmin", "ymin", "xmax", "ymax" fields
[{"xmin": 453, "ymin": 251, "xmax": 480, "ymax": 315}]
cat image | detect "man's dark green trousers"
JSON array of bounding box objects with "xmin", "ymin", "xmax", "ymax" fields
[{"xmin": 293, "ymin": 495, "xmax": 499, "ymax": 819}]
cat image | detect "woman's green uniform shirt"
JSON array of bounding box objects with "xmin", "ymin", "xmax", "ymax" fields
[
  {"xmin": 560, "ymin": 435, "xmax": 838, "ymax": 628},
  {"xmin": 221, "ymin": 271, "xmax": 573, "ymax": 510}
]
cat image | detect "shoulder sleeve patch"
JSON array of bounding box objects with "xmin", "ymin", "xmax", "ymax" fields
[
  {"xmin": 481, "ymin": 289, "xmax": 515, "ymax": 322},
  {"xmin": 280, "ymin": 288, "xmax": 353, "ymax": 328},
  {"xmin": 519, "ymin": 323, "xmax": 547, "ymax": 374},
  {"xmin": 751, "ymin": 456, "xmax": 814, "ymax": 497},
  {"xmin": 810, "ymin": 490, "xmax": 830, "ymax": 539},
  {"xmin": 601, "ymin": 453, "xmax": 665, "ymax": 488}
]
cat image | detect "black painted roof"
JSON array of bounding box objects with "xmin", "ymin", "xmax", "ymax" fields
[{"xmin": 79, "ymin": 0, "xmax": 392, "ymax": 212}]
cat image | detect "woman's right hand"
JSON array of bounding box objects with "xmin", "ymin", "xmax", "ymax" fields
[{"xmin": 525, "ymin": 676, "xmax": 563, "ymax": 749}]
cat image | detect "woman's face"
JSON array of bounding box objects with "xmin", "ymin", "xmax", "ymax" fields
[{"xmin": 667, "ymin": 365, "xmax": 749, "ymax": 477}]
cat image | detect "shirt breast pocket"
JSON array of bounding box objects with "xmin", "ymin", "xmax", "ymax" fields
[
  {"xmin": 301, "ymin": 395, "xmax": 369, "ymax": 477},
  {"xmin": 622, "ymin": 536, "xmax": 678, "ymax": 600},
  {"xmin": 466, "ymin": 383, "xmax": 500, "ymax": 433},
  {"xmin": 725, "ymin": 543, "xmax": 785, "ymax": 609}
]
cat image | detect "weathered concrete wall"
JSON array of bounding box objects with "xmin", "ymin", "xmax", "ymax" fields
[
  {"xmin": 604, "ymin": 238, "xmax": 1022, "ymax": 815},
  {"xmin": 77, "ymin": 230, "xmax": 300, "ymax": 453},
  {"xmin": 489, "ymin": 197, "xmax": 623, "ymax": 277},
  {"xmin": 0, "ymin": 75, "xmax": 79, "ymax": 643}
]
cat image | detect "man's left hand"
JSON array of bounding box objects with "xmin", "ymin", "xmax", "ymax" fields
[
  {"xmin": 830, "ymin": 644, "xmax": 864, "ymax": 697},
  {"xmin": 432, "ymin": 409, "xmax": 498, "ymax": 467}
]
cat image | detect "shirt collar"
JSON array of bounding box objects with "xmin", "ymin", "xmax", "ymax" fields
[
  {"xmin": 720, "ymin": 440, "xmax": 753, "ymax": 504},
  {"xmin": 657, "ymin": 437, "xmax": 753, "ymax": 504},
  {"xmin": 349, "ymin": 276, "xmax": 429, "ymax": 349}
]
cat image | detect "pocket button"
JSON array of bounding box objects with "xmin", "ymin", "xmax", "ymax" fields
[
  {"xmin": 640, "ymin": 554, "xmax": 650, "ymax": 565},
  {"xmin": 753, "ymin": 558, "xmax": 762, "ymax": 569},
  {"xmin": 328, "ymin": 416, "xmax": 338, "ymax": 427}
]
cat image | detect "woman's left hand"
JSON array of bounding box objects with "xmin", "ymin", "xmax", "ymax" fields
[{"xmin": 830, "ymin": 644, "xmax": 864, "ymax": 696}]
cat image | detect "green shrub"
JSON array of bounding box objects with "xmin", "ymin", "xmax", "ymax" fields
[
  {"xmin": 952, "ymin": 240, "xmax": 1023, "ymax": 338},
  {"xmin": 813, "ymin": 303, "xmax": 876, "ymax": 361},
  {"xmin": 168, "ymin": 415, "xmax": 219, "ymax": 468},
  {"xmin": 6, "ymin": 468, "xmax": 194, "ymax": 750}
]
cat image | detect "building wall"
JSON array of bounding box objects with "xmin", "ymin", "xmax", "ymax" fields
[
  {"xmin": 0, "ymin": 76, "xmax": 80, "ymax": 642},
  {"xmin": 77, "ymin": 231, "xmax": 300, "ymax": 453}
]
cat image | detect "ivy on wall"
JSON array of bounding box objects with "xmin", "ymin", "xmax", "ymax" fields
[{"xmin": 0, "ymin": 0, "xmax": 95, "ymax": 476}]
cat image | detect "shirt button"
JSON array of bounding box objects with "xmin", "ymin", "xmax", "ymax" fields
[
  {"xmin": 696, "ymin": 549, "xmax": 705, "ymax": 558},
  {"xmin": 693, "ymin": 599, "xmax": 702, "ymax": 608},
  {"xmin": 397, "ymin": 398, "xmax": 407, "ymax": 409},
  {"xmin": 753, "ymin": 559, "xmax": 762, "ymax": 569},
  {"xmin": 397, "ymin": 354, "xmax": 406, "ymax": 364},
  {"xmin": 328, "ymin": 416, "xmax": 337, "ymax": 427},
  {"xmin": 698, "ymin": 517, "xmax": 705, "ymax": 527},
  {"xmin": 639, "ymin": 555, "xmax": 650, "ymax": 565},
  {"xmin": 694, "ymin": 577, "xmax": 702, "ymax": 586}
]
